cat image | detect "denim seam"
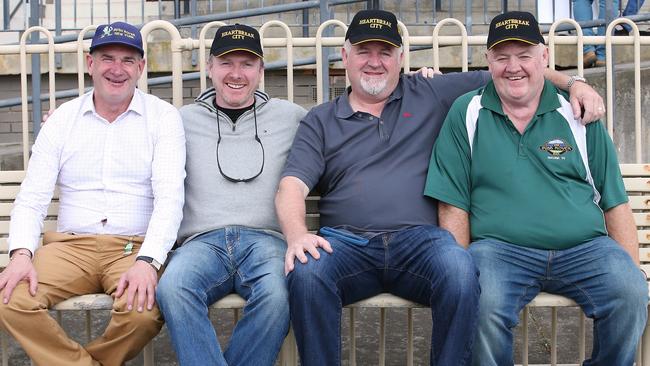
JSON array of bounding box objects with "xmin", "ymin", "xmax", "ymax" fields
[{"xmin": 549, "ymin": 278, "xmax": 598, "ymax": 318}]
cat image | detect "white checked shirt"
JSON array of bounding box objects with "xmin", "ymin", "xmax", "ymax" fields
[{"xmin": 8, "ymin": 89, "xmax": 186, "ymax": 264}]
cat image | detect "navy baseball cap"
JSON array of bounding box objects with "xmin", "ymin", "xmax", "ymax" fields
[
  {"xmin": 487, "ymin": 11, "xmax": 545, "ymax": 50},
  {"xmin": 90, "ymin": 22, "xmax": 144, "ymax": 56},
  {"xmin": 345, "ymin": 10, "xmax": 402, "ymax": 48},
  {"xmin": 211, "ymin": 24, "xmax": 263, "ymax": 58}
]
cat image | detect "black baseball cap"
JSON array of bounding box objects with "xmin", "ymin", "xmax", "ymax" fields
[
  {"xmin": 487, "ymin": 11, "xmax": 545, "ymax": 50},
  {"xmin": 90, "ymin": 22, "xmax": 144, "ymax": 56},
  {"xmin": 345, "ymin": 10, "xmax": 402, "ymax": 48},
  {"xmin": 210, "ymin": 24, "xmax": 263, "ymax": 58}
]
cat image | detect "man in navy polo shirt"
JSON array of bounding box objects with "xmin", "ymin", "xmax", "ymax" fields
[
  {"xmin": 275, "ymin": 9, "xmax": 607, "ymax": 366},
  {"xmin": 425, "ymin": 11, "xmax": 648, "ymax": 365}
]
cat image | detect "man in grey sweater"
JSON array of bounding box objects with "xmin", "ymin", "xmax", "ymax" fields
[{"xmin": 156, "ymin": 24, "xmax": 307, "ymax": 366}]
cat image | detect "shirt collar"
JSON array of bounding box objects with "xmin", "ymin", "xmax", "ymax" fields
[
  {"xmin": 81, "ymin": 88, "xmax": 145, "ymax": 118},
  {"xmin": 480, "ymin": 79, "xmax": 561, "ymax": 117},
  {"xmin": 334, "ymin": 76, "xmax": 405, "ymax": 119}
]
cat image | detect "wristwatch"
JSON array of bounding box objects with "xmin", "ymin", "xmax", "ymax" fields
[
  {"xmin": 567, "ymin": 75, "xmax": 587, "ymax": 89},
  {"xmin": 136, "ymin": 256, "xmax": 162, "ymax": 271}
]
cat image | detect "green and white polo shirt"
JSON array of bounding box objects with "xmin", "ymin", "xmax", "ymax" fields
[{"xmin": 424, "ymin": 80, "xmax": 627, "ymax": 250}]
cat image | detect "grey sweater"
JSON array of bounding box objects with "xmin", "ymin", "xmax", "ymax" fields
[{"xmin": 178, "ymin": 88, "xmax": 307, "ymax": 243}]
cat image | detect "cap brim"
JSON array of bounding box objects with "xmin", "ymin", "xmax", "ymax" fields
[
  {"xmin": 90, "ymin": 40, "xmax": 144, "ymax": 56},
  {"xmin": 488, "ymin": 37, "xmax": 542, "ymax": 50},
  {"xmin": 349, "ymin": 36, "xmax": 401, "ymax": 48},
  {"xmin": 213, "ymin": 47, "xmax": 263, "ymax": 59}
]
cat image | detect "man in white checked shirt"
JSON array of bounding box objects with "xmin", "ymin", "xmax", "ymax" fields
[{"xmin": 0, "ymin": 22, "xmax": 185, "ymax": 366}]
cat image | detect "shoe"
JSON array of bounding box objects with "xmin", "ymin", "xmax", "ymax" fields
[
  {"xmin": 594, "ymin": 59, "xmax": 606, "ymax": 67},
  {"xmin": 614, "ymin": 26, "xmax": 630, "ymax": 36},
  {"xmin": 583, "ymin": 51, "xmax": 597, "ymax": 68}
]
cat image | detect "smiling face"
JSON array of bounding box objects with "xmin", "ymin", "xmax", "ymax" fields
[
  {"xmin": 208, "ymin": 51, "xmax": 263, "ymax": 109},
  {"xmin": 342, "ymin": 40, "xmax": 403, "ymax": 102},
  {"xmin": 487, "ymin": 41, "xmax": 548, "ymax": 108},
  {"xmin": 87, "ymin": 44, "xmax": 144, "ymax": 111}
]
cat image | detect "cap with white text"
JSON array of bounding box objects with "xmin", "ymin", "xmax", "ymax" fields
[
  {"xmin": 211, "ymin": 24, "xmax": 263, "ymax": 58},
  {"xmin": 345, "ymin": 10, "xmax": 402, "ymax": 48},
  {"xmin": 487, "ymin": 11, "xmax": 545, "ymax": 50},
  {"xmin": 90, "ymin": 22, "xmax": 144, "ymax": 56}
]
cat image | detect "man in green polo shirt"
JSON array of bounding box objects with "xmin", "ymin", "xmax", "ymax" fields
[{"xmin": 424, "ymin": 11, "xmax": 648, "ymax": 365}]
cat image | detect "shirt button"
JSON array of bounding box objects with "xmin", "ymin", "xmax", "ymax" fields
[{"xmin": 369, "ymin": 116, "xmax": 374, "ymax": 120}]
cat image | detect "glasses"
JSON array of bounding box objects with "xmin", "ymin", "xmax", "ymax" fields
[{"xmin": 215, "ymin": 104, "xmax": 265, "ymax": 183}]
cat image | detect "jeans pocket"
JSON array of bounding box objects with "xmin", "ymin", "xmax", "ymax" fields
[{"xmin": 319, "ymin": 226, "xmax": 369, "ymax": 246}]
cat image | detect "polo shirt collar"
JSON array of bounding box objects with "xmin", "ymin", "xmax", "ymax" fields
[
  {"xmin": 334, "ymin": 77, "xmax": 405, "ymax": 119},
  {"xmin": 82, "ymin": 88, "xmax": 144, "ymax": 117},
  {"xmin": 480, "ymin": 79, "xmax": 561, "ymax": 117}
]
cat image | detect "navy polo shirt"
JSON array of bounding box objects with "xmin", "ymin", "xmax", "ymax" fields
[{"xmin": 282, "ymin": 71, "xmax": 490, "ymax": 233}]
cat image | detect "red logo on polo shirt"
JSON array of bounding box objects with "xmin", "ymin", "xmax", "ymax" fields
[{"xmin": 403, "ymin": 112, "xmax": 412, "ymax": 118}]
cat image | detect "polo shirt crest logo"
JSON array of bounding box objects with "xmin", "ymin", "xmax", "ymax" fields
[{"xmin": 540, "ymin": 139, "xmax": 573, "ymax": 157}]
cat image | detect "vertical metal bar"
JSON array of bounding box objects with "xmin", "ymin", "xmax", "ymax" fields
[
  {"xmin": 1, "ymin": 331, "xmax": 8, "ymax": 366},
  {"xmin": 30, "ymin": 0, "xmax": 42, "ymax": 140},
  {"xmin": 484, "ymin": 0, "xmax": 488, "ymax": 25},
  {"xmin": 85, "ymin": 310, "xmax": 92, "ymax": 342},
  {"xmin": 551, "ymin": 308, "xmax": 558, "ymax": 366},
  {"xmin": 90, "ymin": 0, "xmax": 94, "ymax": 25},
  {"xmin": 174, "ymin": 0, "xmax": 180, "ymax": 19},
  {"xmin": 302, "ymin": 0, "xmax": 309, "ymax": 37},
  {"xmin": 379, "ymin": 308, "xmax": 386, "ymax": 366},
  {"xmin": 74, "ymin": 0, "xmax": 78, "ymax": 28},
  {"xmin": 191, "ymin": 0, "xmax": 198, "ymax": 66},
  {"xmin": 3, "ymin": 0, "xmax": 9, "ymax": 30},
  {"xmin": 141, "ymin": 0, "xmax": 145, "ymax": 25},
  {"xmin": 349, "ymin": 308, "xmax": 356, "ymax": 366},
  {"xmin": 448, "ymin": 0, "xmax": 453, "ymax": 17},
  {"xmin": 415, "ymin": 0, "xmax": 419, "ymax": 24},
  {"xmin": 578, "ymin": 311, "xmax": 586, "ymax": 362},
  {"xmin": 522, "ymin": 308, "xmax": 529, "ymax": 366},
  {"xmin": 158, "ymin": 0, "xmax": 163, "ymax": 20},
  {"xmin": 107, "ymin": 0, "xmax": 110, "ymax": 24},
  {"xmin": 406, "ymin": 309, "xmax": 413, "ymax": 366},
  {"xmin": 503, "ymin": 0, "xmax": 508, "ymax": 13},
  {"xmin": 125, "ymin": 0, "xmax": 128, "ymax": 22},
  {"xmin": 24, "ymin": 0, "xmax": 28, "ymax": 30},
  {"xmin": 465, "ymin": 0, "xmax": 472, "ymax": 64},
  {"xmin": 143, "ymin": 343, "xmax": 154, "ymax": 366},
  {"xmin": 319, "ymin": 0, "xmax": 330, "ymax": 102},
  {"xmin": 55, "ymin": 0, "xmax": 62, "ymax": 69}
]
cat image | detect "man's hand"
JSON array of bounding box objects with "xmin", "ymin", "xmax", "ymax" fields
[
  {"xmin": 569, "ymin": 81, "xmax": 606, "ymax": 124},
  {"xmin": 0, "ymin": 252, "xmax": 37, "ymax": 303},
  {"xmin": 284, "ymin": 233, "xmax": 332, "ymax": 275},
  {"xmin": 407, "ymin": 67, "xmax": 442, "ymax": 78},
  {"xmin": 41, "ymin": 109, "xmax": 54, "ymax": 128},
  {"xmin": 114, "ymin": 260, "xmax": 158, "ymax": 312}
]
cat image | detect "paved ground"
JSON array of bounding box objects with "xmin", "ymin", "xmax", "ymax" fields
[{"xmin": 2, "ymin": 306, "xmax": 592, "ymax": 365}]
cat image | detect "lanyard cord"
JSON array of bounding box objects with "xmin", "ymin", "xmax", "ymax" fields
[{"xmin": 215, "ymin": 103, "xmax": 265, "ymax": 183}]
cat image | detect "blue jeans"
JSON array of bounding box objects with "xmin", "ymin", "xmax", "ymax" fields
[
  {"xmin": 623, "ymin": 0, "xmax": 645, "ymax": 31},
  {"xmin": 288, "ymin": 225, "xmax": 480, "ymax": 366},
  {"xmin": 573, "ymin": 0, "xmax": 620, "ymax": 60},
  {"xmin": 156, "ymin": 227, "xmax": 289, "ymax": 366},
  {"xmin": 469, "ymin": 237, "xmax": 648, "ymax": 366}
]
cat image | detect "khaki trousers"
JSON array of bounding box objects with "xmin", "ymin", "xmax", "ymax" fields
[{"xmin": 0, "ymin": 232, "xmax": 163, "ymax": 366}]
